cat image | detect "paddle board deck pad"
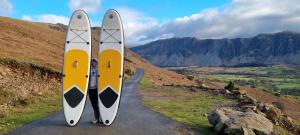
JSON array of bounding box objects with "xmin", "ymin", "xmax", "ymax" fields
[
  {"xmin": 63, "ymin": 10, "xmax": 91, "ymax": 126},
  {"xmin": 98, "ymin": 9, "xmax": 124, "ymax": 126}
]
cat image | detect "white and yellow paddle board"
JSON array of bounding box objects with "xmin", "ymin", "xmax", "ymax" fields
[
  {"xmin": 98, "ymin": 9, "xmax": 124, "ymax": 126},
  {"xmin": 63, "ymin": 10, "xmax": 91, "ymax": 126}
]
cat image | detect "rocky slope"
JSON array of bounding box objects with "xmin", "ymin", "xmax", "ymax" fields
[{"xmin": 132, "ymin": 32, "xmax": 300, "ymax": 67}]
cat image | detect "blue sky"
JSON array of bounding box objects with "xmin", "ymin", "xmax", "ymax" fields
[
  {"xmin": 1, "ymin": 0, "xmax": 300, "ymax": 46},
  {"xmin": 7, "ymin": 0, "xmax": 229, "ymax": 23}
]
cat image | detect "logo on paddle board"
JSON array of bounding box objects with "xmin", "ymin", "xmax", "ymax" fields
[
  {"xmin": 77, "ymin": 15, "xmax": 82, "ymax": 19},
  {"xmin": 109, "ymin": 14, "xmax": 113, "ymax": 19}
]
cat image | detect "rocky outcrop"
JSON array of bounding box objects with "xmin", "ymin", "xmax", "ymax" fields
[
  {"xmin": 203, "ymin": 84, "xmax": 300, "ymax": 134},
  {"xmin": 132, "ymin": 31, "xmax": 300, "ymax": 67},
  {"xmin": 208, "ymin": 108, "xmax": 274, "ymax": 135}
]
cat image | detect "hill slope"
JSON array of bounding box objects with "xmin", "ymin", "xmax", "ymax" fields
[
  {"xmin": 0, "ymin": 17, "xmax": 65, "ymax": 70},
  {"xmin": 132, "ymin": 32, "xmax": 300, "ymax": 67},
  {"xmin": 0, "ymin": 16, "xmax": 193, "ymax": 86}
]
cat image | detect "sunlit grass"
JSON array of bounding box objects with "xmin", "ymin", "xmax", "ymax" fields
[
  {"xmin": 0, "ymin": 95, "xmax": 62, "ymax": 134},
  {"xmin": 140, "ymin": 78, "xmax": 234, "ymax": 134},
  {"xmin": 140, "ymin": 77, "xmax": 153, "ymax": 89}
]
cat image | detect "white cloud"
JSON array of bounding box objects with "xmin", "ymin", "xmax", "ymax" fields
[
  {"xmin": 116, "ymin": 8, "xmax": 159, "ymax": 46},
  {"xmin": 68, "ymin": 0, "xmax": 101, "ymax": 13},
  {"xmin": 21, "ymin": 14, "xmax": 69, "ymax": 25},
  {"xmin": 131, "ymin": 0, "xmax": 300, "ymax": 46},
  {"xmin": 0, "ymin": 0, "xmax": 12, "ymax": 13},
  {"xmin": 21, "ymin": 15, "xmax": 32, "ymax": 21},
  {"xmin": 21, "ymin": 14, "xmax": 104, "ymax": 26},
  {"xmin": 37, "ymin": 14, "xmax": 69, "ymax": 24}
]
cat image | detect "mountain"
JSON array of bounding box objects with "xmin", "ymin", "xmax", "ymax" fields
[{"xmin": 132, "ymin": 32, "xmax": 300, "ymax": 67}]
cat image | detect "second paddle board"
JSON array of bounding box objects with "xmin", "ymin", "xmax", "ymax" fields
[{"xmin": 98, "ymin": 9, "xmax": 124, "ymax": 126}]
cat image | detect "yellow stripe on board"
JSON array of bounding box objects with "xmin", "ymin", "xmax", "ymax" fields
[
  {"xmin": 63, "ymin": 49, "xmax": 89, "ymax": 92},
  {"xmin": 98, "ymin": 49, "xmax": 122, "ymax": 93}
]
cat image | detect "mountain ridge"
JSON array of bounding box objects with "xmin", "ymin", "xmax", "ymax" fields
[{"xmin": 132, "ymin": 31, "xmax": 300, "ymax": 67}]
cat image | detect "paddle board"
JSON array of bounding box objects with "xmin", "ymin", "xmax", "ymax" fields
[
  {"xmin": 63, "ymin": 10, "xmax": 91, "ymax": 126},
  {"xmin": 98, "ymin": 9, "xmax": 124, "ymax": 126}
]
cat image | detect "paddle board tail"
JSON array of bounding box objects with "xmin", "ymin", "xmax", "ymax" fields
[
  {"xmin": 98, "ymin": 9, "xmax": 124, "ymax": 126},
  {"xmin": 62, "ymin": 10, "xmax": 92, "ymax": 126}
]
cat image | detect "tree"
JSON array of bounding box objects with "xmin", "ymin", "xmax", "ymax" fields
[{"xmin": 225, "ymin": 81, "xmax": 235, "ymax": 91}]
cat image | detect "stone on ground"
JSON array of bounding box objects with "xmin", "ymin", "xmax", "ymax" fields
[{"xmin": 208, "ymin": 107, "xmax": 273, "ymax": 135}]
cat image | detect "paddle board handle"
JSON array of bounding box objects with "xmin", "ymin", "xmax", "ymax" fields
[
  {"xmin": 108, "ymin": 61, "xmax": 111, "ymax": 68},
  {"xmin": 73, "ymin": 61, "xmax": 78, "ymax": 68}
]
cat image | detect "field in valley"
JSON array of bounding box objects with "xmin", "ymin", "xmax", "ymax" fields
[{"xmin": 172, "ymin": 65, "xmax": 300, "ymax": 99}]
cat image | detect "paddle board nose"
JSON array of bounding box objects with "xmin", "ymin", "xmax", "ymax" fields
[
  {"xmin": 70, "ymin": 10, "xmax": 90, "ymax": 29},
  {"xmin": 103, "ymin": 9, "xmax": 122, "ymax": 28}
]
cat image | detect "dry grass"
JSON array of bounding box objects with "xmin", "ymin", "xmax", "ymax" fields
[
  {"xmin": 0, "ymin": 58, "xmax": 62, "ymax": 133},
  {"xmin": 0, "ymin": 58, "xmax": 61, "ymax": 116},
  {"xmin": 0, "ymin": 16, "xmax": 193, "ymax": 86},
  {"xmin": 125, "ymin": 48, "xmax": 194, "ymax": 86},
  {"xmin": 0, "ymin": 17, "xmax": 65, "ymax": 71},
  {"xmin": 244, "ymin": 86, "xmax": 300, "ymax": 121}
]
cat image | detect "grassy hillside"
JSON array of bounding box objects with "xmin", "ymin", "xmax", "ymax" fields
[
  {"xmin": 0, "ymin": 17, "xmax": 65, "ymax": 71},
  {"xmin": 0, "ymin": 58, "xmax": 62, "ymax": 133},
  {"xmin": 0, "ymin": 16, "xmax": 193, "ymax": 86}
]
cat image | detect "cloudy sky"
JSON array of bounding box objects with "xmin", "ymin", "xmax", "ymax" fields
[{"xmin": 1, "ymin": 0, "xmax": 300, "ymax": 46}]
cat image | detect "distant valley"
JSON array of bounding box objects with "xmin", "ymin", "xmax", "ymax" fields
[{"xmin": 132, "ymin": 31, "xmax": 300, "ymax": 67}]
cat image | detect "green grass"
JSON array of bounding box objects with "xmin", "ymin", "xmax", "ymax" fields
[
  {"xmin": 277, "ymin": 82, "xmax": 300, "ymax": 89},
  {"xmin": 224, "ymin": 67, "xmax": 269, "ymax": 75},
  {"xmin": 206, "ymin": 74, "xmax": 254, "ymax": 81},
  {"xmin": 0, "ymin": 95, "xmax": 62, "ymax": 134},
  {"xmin": 273, "ymin": 126, "xmax": 294, "ymax": 135},
  {"xmin": 140, "ymin": 78, "xmax": 234, "ymax": 134},
  {"xmin": 140, "ymin": 77, "xmax": 153, "ymax": 89}
]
